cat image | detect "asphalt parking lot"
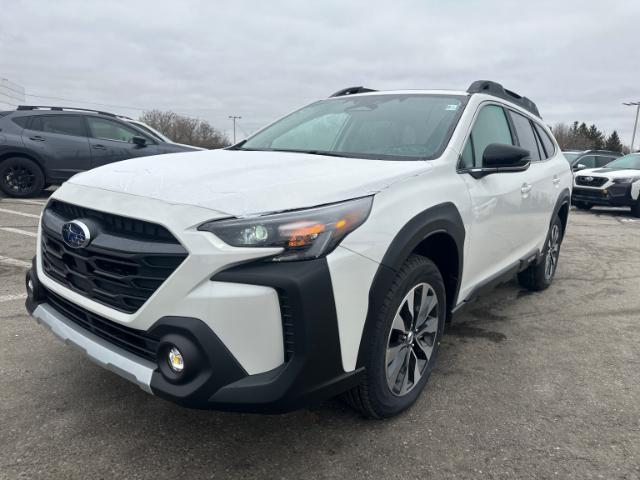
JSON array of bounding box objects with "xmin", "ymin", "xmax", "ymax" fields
[{"xmin": 1, "ymin": 193, "xmax": 639, "ymax": 480}]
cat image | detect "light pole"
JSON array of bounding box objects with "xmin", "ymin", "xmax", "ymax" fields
[
  {"xmin": 623, "ymin": 101, "xmax": 640, "ymax": 152},
  {"xmin": 228, "ymin": 115, "xmax": 242, "ymax": 144}
]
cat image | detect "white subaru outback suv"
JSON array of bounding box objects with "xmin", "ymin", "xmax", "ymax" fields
[
  {"xmin": 26, "ymin": 81, "xmax": 572, "ymax": 418},
  {"xmin": 572, "ymin": 153, "xmax": 640, "ymax": 217}
]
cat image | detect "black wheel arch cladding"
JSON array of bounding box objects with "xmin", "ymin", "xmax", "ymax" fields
[{"xmin": 356, "ymin": 202, "xmax": 465, "ymax": 368}]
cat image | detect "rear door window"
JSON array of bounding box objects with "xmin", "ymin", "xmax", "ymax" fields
[
  {"xmin": 509, "ymin": 111, "xmax": 541, "ymax": 161},
  {"xmin": 533, "ymin": 123, "xmax": 555, "ymax": 159},
  {"xmin": 11, "ymin": 116, "xmax": 30, "ymax": 128},
  {"xmin": 30, "ymin": 115, "xmax": 86, "ymax": 137}
]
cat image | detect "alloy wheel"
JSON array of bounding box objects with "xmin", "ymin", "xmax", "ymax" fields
[
  {"xmin": 4, "ymin": 166, "xmax": 35, "ymax": 193},
  {"xmin": 544, "ymin": 224, "xmax": 561, "ymax": 280},
  {"xmin": 385, "ymin": 282, "xmax": 439, "ymax": 396}
]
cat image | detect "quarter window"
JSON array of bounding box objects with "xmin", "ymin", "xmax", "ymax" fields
[
  {"xmin": 533, "ymin": 123, "xmax": 555, "ymax": 159},
  {"xmin": 460, "ymin": 104, "xmax": 513, "ymax": 168},
  {"xmin": 30, "ymin": 115, "xmax": 86, "ymax": 137},
  {"xmin": 509, "ymin": 111, "xmax": 541, "ymax": 162},
  {"xmin": 87, "ymin": 117, "xmax": 145, "ymax": 143}
]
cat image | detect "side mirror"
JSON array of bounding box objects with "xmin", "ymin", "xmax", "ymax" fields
[
  {"xmin": 462, "ymin": 143, "xmax": 531, "ymax": 179},
  {"xmin": 573, "ymin": 163, "xmax": 586, "ymax": 171},
  {"xmin": 132, "ymin": 136, "xmax": 147, "ymax": 147}
]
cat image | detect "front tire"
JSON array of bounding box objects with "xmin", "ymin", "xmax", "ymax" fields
[
  {"xmin": 518, "ymin": 215, "xmax": 563, "ymax": 291},
  {"xmin": 0, "ymin": 157, "xmax": 45, "ymax": 197},
  {"xmin": 345, "ymin": 255, "xmax": 446, "ymax": 418},
  {"xmin": 631, "ymin": 201, "xmax": 640, "ymax": 218}
]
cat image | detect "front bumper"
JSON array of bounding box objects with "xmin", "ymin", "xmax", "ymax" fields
[
  {"xmin": 26, "ymin": 257, "xmax": 364, "ymax": 413},
  {"xmin": 571, "ymin": 184, "xmax": 633, "ymax": 207}
]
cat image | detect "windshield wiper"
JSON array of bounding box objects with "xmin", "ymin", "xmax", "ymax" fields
[{"xmin": 232, "ymin": 147, "xmax": 352, "ymax": 158}]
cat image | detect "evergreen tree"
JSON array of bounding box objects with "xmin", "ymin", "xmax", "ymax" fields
[
  {"xmin": 587, "ymin": 124, "xmax": 604, "ymax": 149},
  {"xmin": 605, "ymin": 130, "xmax": 623, "ymax": 152}
]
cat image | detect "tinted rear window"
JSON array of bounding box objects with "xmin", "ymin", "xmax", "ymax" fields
[
  {"xmin": 533, "ymin": 123, "xmax": 555, "ymax": 159},
  {"xmin": 30, "ymin": 115, "xmax": 86, "ymax": 137},
  {"xmin": 11, "ymin": 116, "xmax": 30, "ymax": 128},
  {"xmin": 509, "ymin": 111, "xmax": 541, "ymax": 161}
]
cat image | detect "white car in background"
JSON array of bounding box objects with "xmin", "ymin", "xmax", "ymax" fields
[{"xmin": 572, "ymin": 153, "xmax": 640, "ymax": 216}]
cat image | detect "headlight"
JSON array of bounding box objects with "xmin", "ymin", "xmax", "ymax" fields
[
  {"xmin": 612, "ymin": 177, "xmax": 640, "ymax": 184},
  {"xmin": 198, "ymin": 196, "xmax": 373, "ymax": 262}
]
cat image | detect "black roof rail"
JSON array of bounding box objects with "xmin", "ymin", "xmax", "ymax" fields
[
  {"xmin": 330, "ymin": 86, "xmax": 377, "ymax": 98},
  {"xmin": 467, "ymin": 80, "xmax": 541, "ymax": 118},
  {"xmin": 16, "ymin": 105, "xmax": 118, "ymax": 117}
]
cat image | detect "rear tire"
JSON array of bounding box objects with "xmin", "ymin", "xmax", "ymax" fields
[
  {"xmin": 345, "ymin": 255, "xmax": 446, "ymax": 418},
  {"xmin": 518, "ymin": 215, "xmax": 563, "ymax": 291},
  {"xmin": 631, "ymin": 201, "xmax": 640, "ymax": 218},
  {"xmin": 574, "ymin": 201, "xmax": 592, "ymax": 210},
  {"xmin": 0, "ymin": 157, "xmax": 45, "ymax": 197}
]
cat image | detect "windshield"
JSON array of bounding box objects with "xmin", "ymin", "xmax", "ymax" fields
[
  {"xmin": 562, "ymin": 152, "xmax": 580, "ymax": 162},
  {"xmin": 237, "ymin": 94, "xmax": 466, "ymax": 160},
  {"xmin": 603, "ymin": 153, "xmax": 640, "ymax": 170}
]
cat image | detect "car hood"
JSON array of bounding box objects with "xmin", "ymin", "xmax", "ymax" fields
[
  {"xmin": 576, "ymin": 168, "xmax": 640, "ymax": 179},
  {"xmin": 68, "ymin": 149, "xmax": 432, "ymax": 217}
]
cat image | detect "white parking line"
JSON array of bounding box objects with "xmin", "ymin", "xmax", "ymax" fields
[
  {"xmin": 0, "ymin": 293, "xmax": 27, "ymax": 303},
  {"xmin": 0, "ymin": 198, "xmax": 46, "ymax": 206},
  {"xmin": 0, "ymin": 207, "xmax": 41, "ymax": 219},
  {"xmin": 0, "ymin": 255, "xmax": 31, "ymax": 269},
  {"xmin": 0, "ymin": 227, "xmax": 37, "ymax": 237}
]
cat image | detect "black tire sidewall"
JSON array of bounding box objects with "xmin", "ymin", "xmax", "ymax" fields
[
  {"xmin": 0, "ymin": 157, "xmax": 45, "ymax": 197},
  {"xmin": 366, "ymin": 257, "xmax": 446, "ymax": 417}
]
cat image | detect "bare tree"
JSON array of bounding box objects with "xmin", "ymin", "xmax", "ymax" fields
[{"xmin": 139, "ymin": 110, "xmax": 230, "ymax": 149}]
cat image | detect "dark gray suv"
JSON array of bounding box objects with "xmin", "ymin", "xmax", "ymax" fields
[{"xmin": 0, "ymin": 106, "xmax": 199, "ymax": 197}]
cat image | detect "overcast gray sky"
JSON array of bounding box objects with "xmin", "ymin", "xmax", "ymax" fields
[{"xmin": 1, "ymin": 0, "xmax": 638, "ymax": 144}]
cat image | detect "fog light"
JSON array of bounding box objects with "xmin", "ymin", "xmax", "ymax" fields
[
  {"xmin": 168, "ymin": 347, "xmax": 184, "ymax": 373},
  {"xmin": 27, "ymin": 278, "xmax": 33, "ymax": 293}
]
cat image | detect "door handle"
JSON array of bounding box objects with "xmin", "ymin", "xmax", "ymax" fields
[
  {"xmin": 552, "ymin": 175, "xmax": 561, "ymax": 185},
  {"xmin": 29, "ymin": 135, "xmax": 45, "ymax": 141},
  {"xmin": 92, "ymin": 144, "xmax": 107, "ymax": 150},
  {"xmin": 521, "ymin": 183, "xmax": 533, "ymax": 194}
]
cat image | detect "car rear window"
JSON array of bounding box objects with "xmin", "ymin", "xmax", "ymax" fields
[
  {"xmin": 30, "ymin": 115, "xmax": 86, "ymax": 137},
  {"xmin": 509, "ymin": 110, "xmax": 541, "ymax": 161},
  {"xmin": 533, "ymin": 123, "xmax": 556, "ymax": 159},
  {"xmin": 11, "ymin": 116, "xmax": 30, "ymax": 128}
]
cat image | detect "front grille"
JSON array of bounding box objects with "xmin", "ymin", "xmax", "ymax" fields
[
  {"xmin": 41, "ymin": 201, "xmax": 187, "ymax": 313},
  {"xmin": 48, "ymin": 200, "xmax": 178, "ymax": 243},
  {"xmin": 45, "ymin": 288, "xmax": 159, "ymax": 362},
  {"xmin": 278, "ymin": 291, "xmax": 295, "ymax": 362},
  {"xmin": 576, "ymin": 176, "xmax": 607, "ymax": 187}
]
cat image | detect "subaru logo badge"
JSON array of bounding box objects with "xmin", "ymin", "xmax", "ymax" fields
[{"xmin": 61, "ymin": 220, "xmax": 91, "ymax": 249}]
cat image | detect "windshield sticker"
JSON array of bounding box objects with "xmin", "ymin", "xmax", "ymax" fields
[{"xmin": 445, "ymin": 104, "xmax": 459, "ymax": 111}]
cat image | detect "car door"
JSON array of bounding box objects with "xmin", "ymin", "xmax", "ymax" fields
[
  {"xmin": 507, "ymin": 109, "xmax": 554, "ymax": 249},
  {"xmin": 459, "ymin": 103, "xmax": 538, "ymax": 291},
  {"xmin": 85, "ymin": 116, "xmax": 161, "ymax": 168},
  {"xmin": 21, "ymin": 114, "xmax": 92, "ymax": 181}
]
